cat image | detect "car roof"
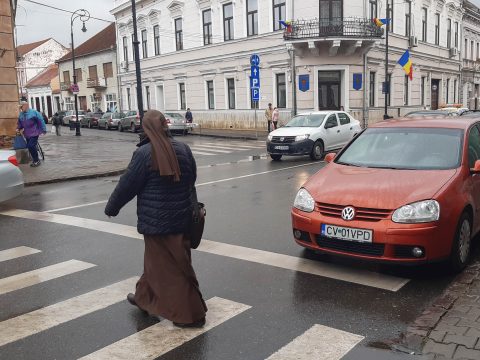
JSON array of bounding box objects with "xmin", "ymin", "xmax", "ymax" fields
[
  {"xmin": 296, "ymin": 111, "xmax": 343, "ymax": 116},
  {"xmin": 371, "ymin": 117, "xmax": 479, "ymax": 130}
]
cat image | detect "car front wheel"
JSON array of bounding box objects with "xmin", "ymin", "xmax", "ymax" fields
[
  {"xmin": 131, "ymin": 123, "xmax": 137, "ymax": 133},
  {"xmin": 310, "ymin": 140, "xmax": 324, "ymax": 161},
  {"xmin": 118, "ymin": 124, "xmax": 123, "ymax": 132},
  {"xmin": 449, "ymin": 212, "xmax": 472, "ymax": 273},
  {"xmin": 270, "ymin": 154, "xmax": 282, "ymax": 161}
]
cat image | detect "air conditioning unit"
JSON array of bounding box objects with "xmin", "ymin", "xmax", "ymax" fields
[
  {"xmin": 120, "ymin": 61, "xmax": 129, "ymax": 70},
  {"xmin": 409, "ymin": 36, "xmax": 418, "ymax": 48},
  {"xmin": 449, "ymin": 47, "xmax": 458, "ymax": 57}
]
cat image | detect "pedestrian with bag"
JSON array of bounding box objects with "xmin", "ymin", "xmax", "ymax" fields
[
  {"xmin": 16, "ymin": 100, "xmax": 46, "ymax": 167},
  {"xmin": 272, "ymin": 107, "xmax": 279, "ymax": 130},
  {"xmin": 52, "ymin": 112, "xmax": 62, "ymax": 136},
  {"xmin": 265, "ymin": 103, "xmax": 273, "ymax": 132},
  {"xmin": 185, "ymin": 108, "xmax": 193, "ymax": 123},
  {"xmin": 104, "ymin": 110, "xmax": 207, "ymax": 328}
]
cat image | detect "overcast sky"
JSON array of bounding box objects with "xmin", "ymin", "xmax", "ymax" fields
[
  {"xmin": 15, "ymin": 0, "xmax": 115, "ymax": 48},
  {"xmin": 14, "ymin": 0, "xmax": 480, "ymax": 48}
]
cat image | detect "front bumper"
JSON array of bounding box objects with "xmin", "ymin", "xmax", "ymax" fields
[
  {"xmin": 267, "ymin": 139, "xmax": 314, "ymax": 156},
  {"xmin": 291, "ymin": 208, "xmax": 451, "ymax": 264}
]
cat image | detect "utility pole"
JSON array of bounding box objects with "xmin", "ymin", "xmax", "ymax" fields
[
  {"xmin": 131, "ymin": 0, "xmax": 144, "ymax": 133},
  {"xmin": 383, "ymin": 1, "xmax": 390, "ymax": 120}
]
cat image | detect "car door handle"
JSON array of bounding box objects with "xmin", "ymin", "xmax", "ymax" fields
[
  {"xmin": 337, "ymin": 130, "xmax": 340, "ymax": 133},
  {"xmin": 350, "ymin": 127, "xmax": 353, "ymax": 130}
]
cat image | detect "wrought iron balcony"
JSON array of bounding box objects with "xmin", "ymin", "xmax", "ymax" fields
[
  {"xmin": 284, "ymin": 17, "xmax": 383, "ymax": 41},
  {"xmin": 87, "ymin": 77, "xmax": 107, "ymax": 89},
  {"xmin": 60, "ymin": 82, "xmax": 72, "ymax": 92}
]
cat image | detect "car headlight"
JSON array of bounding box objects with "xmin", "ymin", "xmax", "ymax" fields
[
  {"xmin": 295, "ymin": 134, "xmax": 310, "ymax": 142},
  {"xmin": 268, "ymin": 134, "xmax": 273, "ymax": 141},
  {"xmin": 294, "ymin": 188, "xmax": 315, "ymax": 213},
  {"xmin": 392, "ymin": 200, "xmax": 440, "ymax": 223}
]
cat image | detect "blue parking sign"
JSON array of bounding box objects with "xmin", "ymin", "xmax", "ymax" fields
[{"xmin": 252, "ymin": 88, "xmax": 260, "ymax": 102}]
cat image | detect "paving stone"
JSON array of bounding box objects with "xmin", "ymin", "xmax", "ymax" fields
[
  {"xmin": 435, "ymin": 295, "xmax": 459, "ymax": 310},
  {"xmin": 465, "ymin": 328, "xmax": 480, "ymax": 339},
  {"xmin": 451, "ymin": 305, "xmax": 472, "ymax": 314},
  {"xmin": 453, "ymin": 345, "xmax": 480, "ymax": 359},
  {"xmin": 429, "ymin": 330, "xmax": 447, "ymax": 343},
  {"xmin": 435, "ymin": 322, "xmax": 468, "ymax": 335},
  {"xmin": 443, "ymin": 334, "xmax": 478, "ymax": 348},
  {"xmin": 456, "ymin": 272, "xmax": 478, "ymax": 285},
  {"xmin": 424, "ymin": 340, "xmax": 457, "ymax": 358},
  {"xmin": 456, "ymin": 320, "xmax": 480, "ymax": 331}
]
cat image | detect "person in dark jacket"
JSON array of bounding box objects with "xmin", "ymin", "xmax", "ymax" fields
[
  {"xmin": 105, "ymin": 110, "xmax": 207, "ymax": 328},
  {"xmin": 52, "ymin": 112, "xmax": 62, "ymax": 136},
  {"xmin": 185, "ymin": 108, "xmax": 193, "ymax": 123}
]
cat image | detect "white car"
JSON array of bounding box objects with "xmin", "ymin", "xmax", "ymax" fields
[
  {"xmin": 0, "ymin": 150, "xmax": 24, "ymax": 203},
  {"xmin": 266, "ymin": 111, "xmax": 362, "ymax": 161}
]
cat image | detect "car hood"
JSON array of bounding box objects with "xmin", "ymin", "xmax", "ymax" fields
[
  {"xmin": 304, "ymin": 164, "xmax": 457, "ymax": 210},
  {"xmin": 270, "ymin": 127, "xmax": 319, "ymax": 137}
]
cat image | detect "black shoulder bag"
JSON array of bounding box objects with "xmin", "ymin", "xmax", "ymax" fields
[{"xmin": 190, "ymin": 186, "xmax": 206, "ymax": 249}]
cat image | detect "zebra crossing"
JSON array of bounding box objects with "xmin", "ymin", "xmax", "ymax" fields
[
  {"xmin": 0, "ymin": 241, "xmax": 366, "ymax": 359},
  {"xmin": 189, "ymin": 141, "xmax": 266, "ymax": 156}
]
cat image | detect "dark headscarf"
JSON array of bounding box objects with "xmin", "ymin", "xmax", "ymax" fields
[{"xmin": 142, "ymin": 110, "xmax": 181, "ymax": 182}]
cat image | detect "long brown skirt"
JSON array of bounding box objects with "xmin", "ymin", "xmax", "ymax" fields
[{"xmin": 133, "ymin": 233, "xmax": 207, "ymax": 324}]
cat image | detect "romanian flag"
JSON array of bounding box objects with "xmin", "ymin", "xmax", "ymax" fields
[
  {"xmin": 373, "ymin": 18, "xmax": 390, "ymax": 27},
  {"xmin": 398, "ymin": 50, "xmax": 413, "ymax": 80},
  {"xmin": 279, "ymin": 20, "xmax": 292, "ymax": 33}
]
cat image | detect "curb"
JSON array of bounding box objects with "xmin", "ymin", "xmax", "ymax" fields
[{"xmin": 24, "ymin": 168, "xmax": 126, "ymax": 187}]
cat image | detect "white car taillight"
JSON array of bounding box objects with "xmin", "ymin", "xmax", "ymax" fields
[{"xmin": 8, "ymin": 155, "xmax": 18, "ymax": 167}]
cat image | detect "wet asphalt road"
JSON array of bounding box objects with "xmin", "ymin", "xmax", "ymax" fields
[{"xmin": 0, "ymin": 132, "xmax": 471, "ymax": 360}]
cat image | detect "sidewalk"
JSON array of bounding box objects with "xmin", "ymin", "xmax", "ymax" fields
[
  {"xmin": 190, "ymin": 127, "xmax": 268, "ymax": 140},
  {"xmin": 399, "ymin": 260, "xmax": 480, "ymax": 359}
]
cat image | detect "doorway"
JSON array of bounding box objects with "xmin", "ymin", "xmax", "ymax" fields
[
  {"xmin": 35, "ymin": 97, "xmax": 41, "ymax": 112},
  {"xmin": 46, "ymin": 96, "xmax": 53, "ymax": 117},
  {"xmin": 156, "ymin": 85, "xmax": 165, "ymax": 111},
  {"xmin": 431, "ymin": 79, "xmax": 440, "ymax": 110},
  {"xmin": 79, "ymin": 96, "xmax": 87, "ymax": 110},
  {"xmin": 318, "ymin": 71, "xmax": 341, "ymax": 110}
]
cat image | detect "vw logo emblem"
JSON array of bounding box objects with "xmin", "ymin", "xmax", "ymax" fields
[
  {"xmin": 280, "ymin": 137, "xmax": 285, "ymax": 142},
  {"xmin": 341, "ymin": 206, "xmax": 355, "ymax": 221}
]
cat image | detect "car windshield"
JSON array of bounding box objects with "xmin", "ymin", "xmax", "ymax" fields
[
  {"xmin": 284, "ymin": 114, "xmax": 326, "ymax": 127},
  {"xmin": 336, "ymin": 127, "xmax": 463, "ymax": 170},
  {"xmin": 165, "ymin": 113, "xmax": 183, "ymax": 119}
]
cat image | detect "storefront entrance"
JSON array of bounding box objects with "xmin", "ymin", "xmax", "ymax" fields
[
  {"xmin": 431, "ymin": 79, "xmax": 440, "ymax": 110},
  {"xmin": 318, "ymin": 71, "xmax": 341, "ymax": 110}
]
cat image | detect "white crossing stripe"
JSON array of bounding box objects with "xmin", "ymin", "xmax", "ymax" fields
[
  {"xmin": 265, "ymin": 324, "xmax": 364, "ymax": 360},
  {"xmin": 191, "ymin": 150, "xmax": 218, "ymax": 156},
  {"xmin": 0, "ymin": 210, "xmax": 409, "ymax": 291},
  {"xmin": 202, "ymin": 142, "xmax": 265, "ymax": 149},
  {"xmin": 0, "ymin": 259, "xmax": 96, "ymax": 296},
  {"xmin": 190, "ymin": 146, "xmax": 232, "ymax": 154},
  {"xmin": 80, "ymin": 297, "xmax": 251, "ymax": 360},
  {"xmin": 0, "ymin": 277, "xmax": 137, "ymax": 347},
  {"xmin": 0, "ymin": 246, "xmax": 41, "ymax": 262}
]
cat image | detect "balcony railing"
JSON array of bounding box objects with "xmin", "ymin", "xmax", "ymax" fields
[
  {"xmin": 87, "ymin": 77, "xmax": 107, "ymax": 89},
  {"xmin": 60, "ymin": 82, "xmax": 71, "ymax": 92},
  {"xmin": 284, "ymin": 17, "xmax": 383, "ymax": 41},
  {"xmin": 463, "ymin": 59, "xmax": 480, "ymax": 70}
]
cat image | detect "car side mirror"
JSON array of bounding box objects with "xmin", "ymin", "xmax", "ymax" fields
[
  {"xmin": 325, "ymin": 153, "xmax": 336, "ymax": 163},
  {"xmin": 471, "ymin": 160, "xmax": 480, "ymax": 174}
]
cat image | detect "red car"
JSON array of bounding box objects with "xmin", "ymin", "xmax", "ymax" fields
[{"xmin": 292, "ymin": 117, "xmax": 480, "ymax": 272}]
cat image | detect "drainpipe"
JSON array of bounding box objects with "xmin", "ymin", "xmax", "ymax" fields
[
  {"xmin": 363, "ymin": 52, "xmax": 368, "ymax": 128},
  {"xmin": 114, "ymin": 23, "xmax": 123, "ymax": 111},
  {"xmin": 290, "ymin": 48, "xmax": 297, "ymax": 116}
]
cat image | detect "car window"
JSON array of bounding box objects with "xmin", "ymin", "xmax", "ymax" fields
[
  {"xmin": 121, "ymin": 113, "xmax": 126, "ymax": 118},
  {"xmin": 102, "ymin": 114, "xmax": 110, "ymax": 119},
  {"xmin": 338, "ymin": 113, "xmax": 350, "ymax": 125},
  {"xmin": 468, "ymin": 125, "xmax": 480, "ymax": 168},
  {"xmin": 284, "ymin": 114, "xmax": 326, "ymax": 127},
  {"xmin": 324, "ymin": 115, "xmax": 338, "ymax": 129}
]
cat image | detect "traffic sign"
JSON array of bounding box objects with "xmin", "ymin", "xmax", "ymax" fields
[
  {"xmin": 71, "ymin": 83, "xmax": 79, "ymax": 94},
  {"xmin": 251, "ymin": 87, "xmax": 260, "ymax": 102},
  {"xmin": 250, "ymin": 54, "xmax": 260, "ymax": 66},
  {"xmin": 250, "ymin": 66, "xmax": 260, "ymax": 88}
]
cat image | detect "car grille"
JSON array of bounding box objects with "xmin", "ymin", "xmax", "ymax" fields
[
  {"xmin": 315, "ymin": 235, "xmax": 385, "ymax": 256},
  {"xmin": 316, "ymin": 203, "xmax": 391, "ymax": 222},
  {"xmin": 271, "ymin": 136, "xmax": 296, "ymax": 143}
]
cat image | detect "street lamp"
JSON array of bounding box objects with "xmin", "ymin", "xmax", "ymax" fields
[
  {"xmin": 130, "ymin": 0, "xmax": 144, "ymax": 135},
  {"xmin": 71, "ymin": 9, "xmax": 90, "ymax": 137}
]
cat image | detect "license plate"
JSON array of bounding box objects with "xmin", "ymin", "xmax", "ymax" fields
[
  {"xmin": 274, "ymin": 145, "xmax": 289, "ymax": 150},
  {"xmin": 321, "ymin": 224, "xmax": 373, "ymax": 243}
]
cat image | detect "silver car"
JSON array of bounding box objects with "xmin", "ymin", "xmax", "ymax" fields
[
  {"xmin": 165, "ymin": 112, "xmax": 192, "ymax": 134},
  {"xmin": 98, "ymin": 112, "xmax": 125, "ymax": 130},
  {"xmin": 0, "ymin": 150, "xmax": 24, "ymax": 202},
  {"xmin": 119, "ymin": 110, "xmax": 141, "ymax": 133}
]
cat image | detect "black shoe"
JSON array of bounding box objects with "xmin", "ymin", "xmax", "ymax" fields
[
  {"xmin": 30, "ymin": 161, "xmax": 41, "ymax": 167},
  {"xmin": 173, "ymin": 317, "xmax": 206, "ymax": 328},
  {"xmin": 127, "ymin": 293, "xmax": 148, "ymax": 314}
]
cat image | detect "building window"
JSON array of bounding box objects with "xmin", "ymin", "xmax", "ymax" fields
[
  {"xmin": 447, "ymin": 19, "xmax": 452, "ymax": 48},
  {"xmin": 90, "ymin": 95, "xmax": 101, "ymax": 112},
  {"xmin": 63, "ymin": 70, "xmax": 70, "ymax": 85},
  {"xmin": 276, "ymin": 73, "xmax": 286, "ymax": 108},
  {"xmin": 126, "ymin": 88, "xmax": 131, "ymax": 110},
  {"xmin": 465, "ymin": 39, "xmax": 469, "ymax": 59},
  {"xmin": 273, "ymin": 0, "xmax": 286, "ymax": 31},
  {"xmin": 421, "ymin": 76, "xmax": 426, "ymax": 106},
  {"xmin": 179, "ymin": 82, "xmax": 186, "ymax": 110},
  {"xmin": 89, "ymin": 65, "xmax": 98, "ymax": 80},
  {"xmin": 103, "ymin": 62, "xmax": 113, "ymax": 78},
  {"xmin": 435, "ymin": 13, "xmax": 440, "ymax": 46},
  {"xmin": 247, "ymin": 0, "xmax": 258, "ymax": 36},
  {"xmin": 106, "ymin": 94, "xmax": 117, "ymax": 112},
  {"xmin": 145, "ymin": 86, "xmax": 150, "ymax": 109},
  {"xmin": 123, "ymin": 36, "xmax": 128, "ymax": 61},
  {"xmin": 223, "ymin": 3, "xmax": 234, "ymax": 41},
  {"xmin": 207, "ymin": 80, "xmax": 214, "ymax": 109},
  {"xmin": 64, "ymin": 96, "xmax": 73, "ymax": 111},
  {"xmin": 203, "ymin": 9, "xmax": 212, "ymax": 45},
  {"xmin": 175, "ymin": 18, "xmax": 183, "ymax": 51},
  {"xmin": 369, "ymin": 72, "xmax": 375, "ymax": 107},
  {"xmin": 74, "ymin": 68, "xmax": 82, "ymax": 82},
  {"xmin": 472, "ymin": 41, "xmax": 475, "ymax": 60},
  {"xmin": 455, "ymin": 22, "xmax": 459, "ymax": 48},
  {"xmin": 132, "ymin": 34, "xmax": 136, "ymax": 61},
  {"xmin": 386, "ymin": 74, "xmax": 391, "ymax": 106},
  {"xmin": 454, "ymin": 79, "xmax": 458, "ymax": 103},
  {"xmin": 422, "ymin": 8, "xmax": 427, "ymax": 42},
  {"xmin": 404, "ymin": 75, "xmax": 409, "ymax": 106},
  {"xmin": 227, "ymin": 78, "xmax": 235, "ymax": 109},
  {"xmin": 446, "ymin": 79, "xmax": 450, "ymax": 104},
  {"xmin": 153, "ymin": 25, "xmax": 160, "ymax": 55},
  {"xmin": 405, "ymin": 6, "xmax": 410, "ymax": 37},
  {"xmin": 477, "ymin": 43, "xmax": 479, "ymax": 60},
  {"xmin": 30, "ymin": 97, "xmax": 34, "ymax": 109},
  {"xmin": 141, "ymin": 29, "xmax": 148, "ymax": 58},
  {"xmin": 369, "ymin": 0, "xmax": 377, "ymax": 19}
]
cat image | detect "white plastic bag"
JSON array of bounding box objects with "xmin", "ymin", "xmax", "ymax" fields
[{"xmin": 51, "ymin": 125, "xmax": 56, "ymax": 134}]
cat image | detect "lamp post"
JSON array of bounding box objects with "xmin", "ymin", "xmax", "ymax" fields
[
  {"xmin": 131, "ymin": 0, "xmax": 144, "ymax": 134},
  {"xmin": 71, "ymin": 9, "xmax": 90, "ymax": 137}
]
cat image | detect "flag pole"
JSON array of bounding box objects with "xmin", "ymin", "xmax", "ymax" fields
[{"xmin": 384, "ymin": 2, "xmax": 390, "ymax": 120}]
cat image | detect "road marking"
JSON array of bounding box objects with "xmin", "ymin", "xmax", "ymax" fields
[
  {"xmin": 191, "ymin": 150, "xmax": 218, "ymax": 156},
  {"xmin": 202, "ymin": 142, "xmax": 265, "ymax": 149},
  {"xmin": 265, "ymin": 324, "xmax": 364, "ymax": 360},
  {"xmin": 0, "ymin": 277, "xmax": 137, "ymax": 347},
  {"xmin": 0, "ymin": 259, "xmax": 96, "ymax": 296},
  {"xmin": 0, "ymin": 209, "xmax": 409, "ymax": 291},
  {"xmin": 40, "ymin": 162, "xmax": 319, "ymax": 213},
  {"xmin": 0, "ymin": 246, "xmax": 41, "ymax": 262},
  {"xmin": 80, "ymin": 297, "xmax": 251, "ymax": 360},
  {"xmin": 191, "ymin": 146, "xmax": 232, "ymax": 154}
]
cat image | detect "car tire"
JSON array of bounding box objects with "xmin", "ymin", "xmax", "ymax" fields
[
  {"xmin": 449, "ymin": 212, "xmax": 472, "ymax": 273},
  {"xmin": 310, "ymin": 140, "xmax": 324, "ymax": 161},
  {"xmin": 270, "ymin": 154, "xmax": 282, "ymax": 161},
  {"xmin": 88, "ymin": 121, "xmax": 91, "ymax": 129},
  {"xmin": 131, "ymin": 123, "xmax": 137, "ymax": 133},
  {"xmin": 118, "ymin": 124, "xmax": 123, "ymax": 132},
  {"xmin": 106, "ymin": 123, "xmax": 110, "ymax": 130}
]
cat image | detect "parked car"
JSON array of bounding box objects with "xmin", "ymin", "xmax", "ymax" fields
[
  {"xmin": 81, "ymin": 111, "xmax": 103, "ymax": 128},
  {"xmin": 165, "ymin": 112, "xmax": 192, "ymax": 134},
  {"xmin": 119, "ymin": 110, "xmax": 141, "ymax": 132},
  {"xmin": 57, "ymin": 110, "xmax": 68, "ymax": 125},
  {"xmin": 292, "ymin": 117, "xmax": 480, "ymax": 272},
  {"xmin": 63, "ymin": 110, "xmax": 87, "ymax": 127},
  {"xmin": 98, "ymin": 112, "xmax": 125, "ymax": 130},
  {"xmin": 404, "ymin": 110, "xmax": 455, "ymax": 118},
  {"xmin": 267, "ymin": 111, "xmax": 362, "ymax": 161},
  {"xmin": 0, "ymin": 150, "xmax": 24, "ymax": 203}
]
